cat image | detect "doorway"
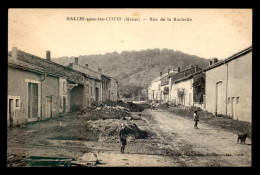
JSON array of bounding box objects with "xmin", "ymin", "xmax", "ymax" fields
[
  {"xmin": 46, "ymin": 96, "xmax": 52, "ymax": 118},
  {"xmin": 231, "ymin": 97, "xmax": 237, "ymax": 120},
  {"xmin": 28, "ymin": 83, "xmax": 38, "ymax": 118},
  {"xmin": 95, "ymin": 87, "xmax": 99, "ymax": 106},
  {"xmin": 63, "ymin": 96, "xmax": 66, "ymax": 113}
]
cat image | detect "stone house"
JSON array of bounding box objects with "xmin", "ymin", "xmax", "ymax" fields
[
  {"xmin": 204, "ymin": 46, "xmax": 252, "ymax": 123},
  {"xmin": 101, "ymin": 74, "xmax": 118, "ymax": 102},
  {"xmin": 68, "ymin": 59, "xmax": 102, "ymax": 107},
  {"xmin": 168, "ymin": 66, "xmax": 202, "ymax": 107},
  {"xmin": 148, "ymin": 68, "xmax": 178, "ymax": 102},
  {"xmin": 8, "ymin": 47, "xmax": 85, "ymax": 126}
]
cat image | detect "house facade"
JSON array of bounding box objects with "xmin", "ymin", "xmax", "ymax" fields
[
  {"xmin": 68, "ymin": 59, "xmax": 102, "ymax": 107},
  {"xmin": 8, "ymin": 47, "xmax": 119, "ymax": 127},
  {"xmin": 204, "ymin": 46, "xmax": 252, "ymax": 123},
  {"xmin": 168, "ymin": 66, "xmax": 203, "ymax": 107},
  {"xmin": 8, "ymin": 47, "xmax": 86, "ymax": 126},
  {"xmin": 148, "ymin": 69, "xmax": 177, "ymax": 102}
]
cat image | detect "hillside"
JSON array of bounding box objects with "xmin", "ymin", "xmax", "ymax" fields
[{"xmin": 52, "ymin": 48, "xmax": 210, "ymax": 98}]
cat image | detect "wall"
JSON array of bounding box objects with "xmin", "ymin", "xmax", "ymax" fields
[
  {"xmin": 8, "ymin": 67, "xmax": 41, "ymax": 126},
  {"xmin": 174, "ymin": 78, "xmax": 194, "ymax": 106},
  {"xmin": 150, "ymin": 80, "xmax": 161, "ymax": 101},
  {"xmin": 205, "ymin": 64, "xmax": 227, "ymax": 115},
  {"xmin": 109, "ymin": 78, "xmax": 118, "ymax": 101},
  {"xmin": 226, "ymin": 52, "xmax": 252, "ymax": 123},
  {"xmin": 41, "ymin": 75, "xmax": 60, "ymax": 119}
]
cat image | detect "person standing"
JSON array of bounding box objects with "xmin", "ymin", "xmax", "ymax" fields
[
  {"xmin": 193, "ymin": 111, "xmax": 199, "ymax": 129},
  {"xmin": 119, "ymin": 124, "xmax": 128, "ymax": 154}
]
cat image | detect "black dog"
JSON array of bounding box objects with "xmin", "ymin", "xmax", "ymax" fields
[{"xmin": 237, "ymin": 133, "xmax": 249, "ymax": 144}]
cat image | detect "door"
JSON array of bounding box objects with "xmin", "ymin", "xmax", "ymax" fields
[
  {"xmin": 9, "ymin": 99, "xmax": 14, "ymax": 126},
  {"xmin": 46, "ymin": 97, "xmax": 52, "ymax": 118},
  {"xmin": 216, "ymin": 82, "xmax": 222, "ymax": 115},
  {"xmin": 28, "ymin": 83, "xmax": 38, "ymax": 118},
  {"xmin": 231, "ymin": 97, "xmax": 237, "ymax": 120},
  {"xmin": 95, "ymin": 88, "xmax": 99, "ymax": 106},
  {"xmin": 63, "ymin": 96, "xmax": 66, "ymax": 113}
]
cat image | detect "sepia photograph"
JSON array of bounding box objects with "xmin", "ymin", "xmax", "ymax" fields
[{"xmin": 7, "ymin": 8, "xmax": 252, "ymax": 167}]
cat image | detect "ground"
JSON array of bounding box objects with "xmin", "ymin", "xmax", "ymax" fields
[{"xmin": 7, "ymin": 107, "xmax": 251, "ymax": 167}]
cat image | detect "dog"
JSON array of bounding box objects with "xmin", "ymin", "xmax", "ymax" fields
[{"xmin": 237, "ymin": 133, "xmax": 249, "ymax": 144}]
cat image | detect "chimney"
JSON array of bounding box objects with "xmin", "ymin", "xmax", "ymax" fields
[
  {"xmin": 46, "ymin": 50, "xmax": 51, "ymax": 61},
  {"xmin": 11, "ymin": 47, "xmax": 18, "ymax": 60},
  {"xmin": 178, "ymin": 67, "xmax": 180, "ymax": 72},
  {"xmin": 213, "ymin": 58, "xmax": 218, "ymax": 63},
  {"xmin": 85, "ymin": 64, "xmax": 88, "ymax": 68},
  {"xmin": 98, "ymin": 68, "xmax": 102, "ymax": 74},
  {"xmin": 160, "ymin": 72, "xmax": 163, "ymax": 76},
  {"xmin": 75, "ymin": 57, "xmax": 78, "ymax": 64},
  {"xmin": 209, "ymin": 60, "xmax": 213, "ymax": 66}
]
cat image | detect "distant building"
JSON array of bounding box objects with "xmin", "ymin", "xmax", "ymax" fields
[
  {"xmin": 204, "ymin": 46, "xmax": 252, "ymax": 123},
  {"xmin": 148, "ymin": 68, "xmax": 177, "ymax": 102},
  {"xmin": 168, "ymin": 66, "xmax": 203, "ymax": 107}
]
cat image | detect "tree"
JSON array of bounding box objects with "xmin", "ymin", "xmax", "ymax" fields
[
  {"xmin": 193, "ymin": 74, "xmax": 205, "ymax": 103},
  {"xmin": 163, "ymin": 87, "xmax": 169, "ymax": 95},
  {"xmin": 177, "ymin": 88, "xmax": 185, "ymax": 105}
]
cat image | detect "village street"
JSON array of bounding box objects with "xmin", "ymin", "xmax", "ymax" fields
[
  {"xmin": 7, "ymin": 107, "xmax": 251, "ymax": 167},
  {"xmin": 143, "ymin": 109, "xmax": 252, "ymax": 167}
]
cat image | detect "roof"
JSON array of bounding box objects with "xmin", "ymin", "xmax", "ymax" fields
[
  {"xmin": 170, "ymin": 66, "xmax": 202, "ymax": 85},
  {"xmin": 8, "ymin": 56, "xmax": 45, "ymax": 74},
  {"xmin": 9, "ymin": 50, "xmax": 86, "ymax": 84},
  {"xmin": 174, "ymin": 70, "xmax": 203, "ymax": 84},
  {"xmin": 203, "ymin": 46, "xmax": 252, "ymax": 72},
  {"xmin": 151, "ymin": 70, "xmax": 177, "ymax": 83}
]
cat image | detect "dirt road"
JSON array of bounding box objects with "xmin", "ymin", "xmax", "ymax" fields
[
  {"xmin": 143, "ymin": 109, "xmax": 251, "ymax": 167},
  {"xmin": 7, "ymin": 108, "xmax": 251, "ymax": 167}
]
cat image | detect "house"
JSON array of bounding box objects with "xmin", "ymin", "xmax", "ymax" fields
[
  {"xmin": 203, "ymin": 46, "xmax": 252, "ymax": 123},
  {"xmin": 168, "ymin": 66, "xmax": 203, "ymax": 107},
  {"xmin": 8, "ymin": 47, "xmax": 119, "ymax": 127},
  {"xmin": 101, "ymin": 73, "xmax": 118, "ymax": 102},
  {"xmin": 148, "ymin": 69, "xmax": 175, "ymax": 101},
  {"xmin": 8, "ymin": 47, "xmax": 85, "ymax": 127},
  {"xmin": 68, "ymin": 59, "xmax": 102, "ymax": 107}
]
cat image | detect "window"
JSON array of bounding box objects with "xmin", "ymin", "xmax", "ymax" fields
[
  {"xmin": 228, "ymin": 97, "xmax": 230, "ymax": 104},
  {"xmin": 16, "ymin": 99, "xmax": 19, "ymax": 107},
  {"xmin": 236, "ymin": 97, "xmax": 239, "ymax": 104}
]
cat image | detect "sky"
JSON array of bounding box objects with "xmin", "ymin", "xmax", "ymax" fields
[{"xmin": 8, "ymin": 8, "xmax": 252, "ymax": 60}]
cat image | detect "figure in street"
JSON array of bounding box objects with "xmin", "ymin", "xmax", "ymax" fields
[
  {"xmin": 119, "ymin": 124, "xmax": 128, "ymax": 154},
  {"xmin": 193, "ymin": 110, "xmax": 199, "ymax": 129}
]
